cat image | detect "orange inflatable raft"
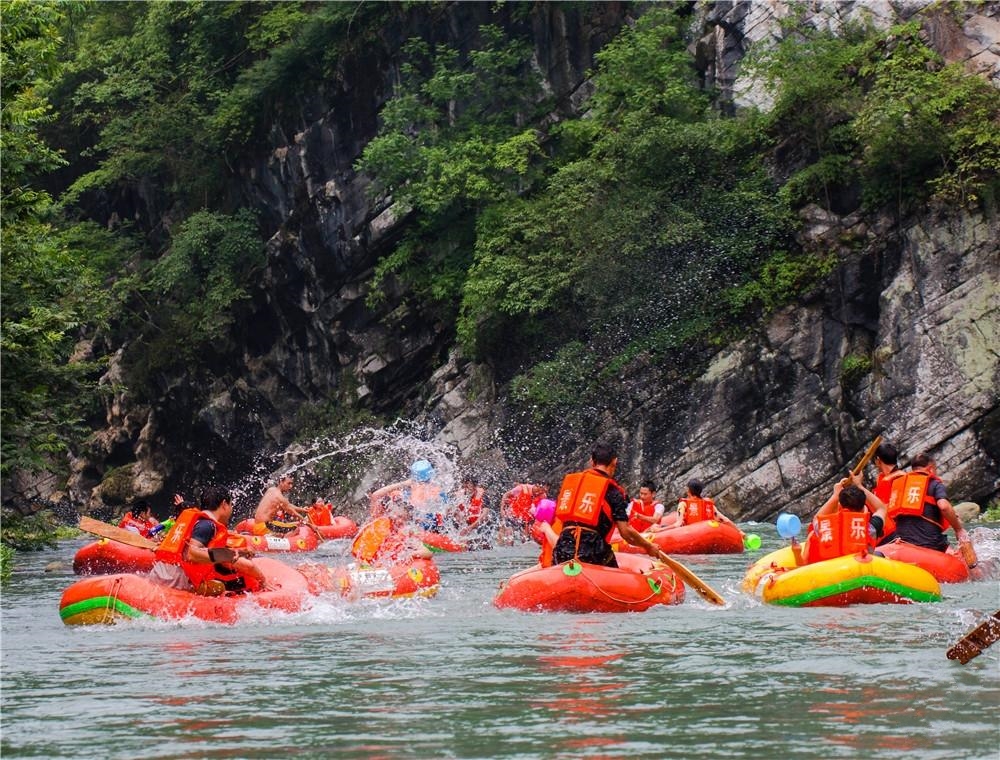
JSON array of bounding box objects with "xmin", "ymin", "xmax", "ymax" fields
[
  {"xmin": 296, "ymin": 557, "xmax": 440, "ymax": 600},
  {"xmin": 875, "ymin": 540, "xmax": 971, "ymax": 583},
  {"xmin": 419, "ymin": 531, "xmax": 467, "ymax": 553},
  {"xmin": 59, "ymin": 557, "xmax": 310, "ymax": 626},
  {"xmin": 612, "ymin": 520, "xmax": 745, "ymax": 555},
  {"xmin": 73, "ymin": 540, "xmax": 156, "ymax": 575},
  {"xmin": 494, "ymin": 553, "xmax": 685, "ymax": 613},
  {"xmin": 233, "ymin": 516, "xmax": 358, "ymax": 544}
]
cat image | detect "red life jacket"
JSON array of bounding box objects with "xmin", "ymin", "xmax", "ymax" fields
[
  {"xmin": 466, "ymin": 491, "xmax": 484, "ymax": 524},
  {"xmin": 508, "ymin": 486, "xmax": 535, "ymax": 522},
  {"xmin": 679, "ymin": 496, "xmax": 716, "ymax": 525},
  {"xmin": 627, "ymin": 499, "xmax": 660, "ymax": 531},
  {"xmin": 887, "ymin": 470, "xmax": 946, "ymax": 530},
  {"xmin": 118, "ymin": 512, "xmax": 156, "ymax": 537},
  {"xmin": 806, "ymin": 510, "xmax": 872, "ymax": 563},
  {"xmin": 554, "ymin": 469, "xmax": 623, "ymax": 543}
]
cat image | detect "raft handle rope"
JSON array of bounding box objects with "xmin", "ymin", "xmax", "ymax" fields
[
  {"xmin": 103, "ymin": 576, "xmax": 124, "ymax": 622},
  {"xmin": 570, "ymin": 562, "xmax": 671, "ymax": 605}
]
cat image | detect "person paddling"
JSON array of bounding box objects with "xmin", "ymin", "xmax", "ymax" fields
[
  {"xmin": 550, "ymin": 443, "xmax": 664, "ymax": 567},
  {"xmin": 253, "ymin": 474, "xmax": 309, "ymax": 535}
]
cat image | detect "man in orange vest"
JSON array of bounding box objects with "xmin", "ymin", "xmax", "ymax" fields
[
  {"xmin": 150, "ymin": 486, "xmax": 266, "ymax": 594},
  {"xmin": 885, "ymin": 452, "xmax": 973, "ymax": 555},
  {"xmin": 551, "ymin": 443, "xmax": 664, "ymax": 567},
  {"xmin": 626, "ymin": 480, "xmax": 665, "ymax": 532}
]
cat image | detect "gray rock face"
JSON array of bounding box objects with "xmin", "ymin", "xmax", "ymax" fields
[{"xmin": 41, "ymin": 2, "xmax": 999, "ymax": 520}]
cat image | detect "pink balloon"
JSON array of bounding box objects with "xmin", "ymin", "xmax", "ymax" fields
[{"xmin": 534, "ymin": 498, "xmax": 556, "ymax": 524}]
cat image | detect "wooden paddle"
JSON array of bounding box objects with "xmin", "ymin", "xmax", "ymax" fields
[
  {"xmin": 841, "ymin": 435, "xmax": 883, "ymax": 485},
  {"xmin": 79, "ymin": 516, "xmax": 156, "ymax": 550},
  {"xmin": 655, "ymin": 550, "xmax": 726, "ymax": 606},
  {"xmin": 947, "ymin": 610, "xmax": 1000, "ymax": 664}
]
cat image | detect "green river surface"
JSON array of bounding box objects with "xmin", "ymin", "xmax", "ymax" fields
[{"xmin": 2, "ymin": 523, "xmax": 998, "ymax": 759}]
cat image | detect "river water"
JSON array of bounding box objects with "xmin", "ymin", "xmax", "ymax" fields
[{"xmin": 2, "ymin": 525, "xmax": 998, "ymax": 759}]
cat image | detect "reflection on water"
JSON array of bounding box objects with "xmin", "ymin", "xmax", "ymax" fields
[{"xmin": 2, "ymin": 529, "xmax": 999, "ymax": 759}]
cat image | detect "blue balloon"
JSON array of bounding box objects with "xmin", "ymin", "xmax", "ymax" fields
[{"xmin": 776, "ymin": 513, "xmax": 802, "ymax": 539}]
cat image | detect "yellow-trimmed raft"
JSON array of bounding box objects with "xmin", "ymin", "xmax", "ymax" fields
[{"xmin": 743, "ymin": 546, "xmax": 941, "ymax": 607}]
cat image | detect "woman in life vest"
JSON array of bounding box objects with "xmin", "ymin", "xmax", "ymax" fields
[
  {"xmin": 626, "ymin": 480, "xmax": 664, "ymax": 532},
  {"xmin": 550, "ymin": 443, "xmax": 664, "ymax": 568},
  {"xmin": 799, "ymin": 475, "xmax": 886, "ymax": 564},
  {"xmin": 118, "ymin": 500, "xmax": 159, "ymax": 538},
  {"xmin": 884, "ymin": 452, "xmax": 974, "ymax": 557},
  {"xmin": 150, "ymin": 486, "xmax": 266, "ymax": 595}
]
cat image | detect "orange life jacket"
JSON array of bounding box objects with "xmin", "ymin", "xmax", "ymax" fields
[
  {"xmin": 806, "ymin": 510, "xmax": 872, "ymax": 563},
  {"xmin": 554, "ymin": 469, "xmax": 623, "ymax": 543},
  {"xmin": 627, "ymin": 499, "xmax": 661, "ymax": 531},
  {"xmin": 679, "ymin": 496, "xmax": 716, "ymax": 525},
  {"xmin": 874, "ymin": 469, "xmax": 905, "ymax": 538},
  {"xmin": 887, "ymin": 470, "xmax": 946, "ymax": 530},
  {"xmin": 154, "ymin": 508, "xmax": 246, "ymax": 589},
  {"xmin": 308, "ymin": 503, "xmax": 333, "ymax": 526},
  {"xmin": 352, "ymin": 517, "xmax": 393, "ymax": 564}
]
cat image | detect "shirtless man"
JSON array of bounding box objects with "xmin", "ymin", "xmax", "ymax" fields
[{"xmin": 254, "ymin": 474, "xmax": 307, "ymax": 533}]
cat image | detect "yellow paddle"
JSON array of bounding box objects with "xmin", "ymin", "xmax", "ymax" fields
[
  {"xmin": 842, "ymin": 435, "xmax": 883, "ymax": 485},
  {"xmin": 79, "ymin": 516, "xmax": 156, "ymax": 550},
  {"xmin": 655, "ymin": 550, "xmax": 726, "ymax": 606}
]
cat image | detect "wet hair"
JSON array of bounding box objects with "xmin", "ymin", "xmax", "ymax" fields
[
  {"xmin": 875, "ymin": 442, "xmax": 898, "ymax": 466},
  {"xmin": 911, "ymin": 452, "xmax": 934, "ymax": 469},
  {"xmin": 133, "ymin": 499, "xmax": 152, "ymax": 513},
  {"xmin": 200, "ymin": 486, "xmax": 231, "ymax": 511},
  {"xmin": 640, "ymin": 480, "xmax": 657, "ymax": 493},
  {"xmin": 591, "ymin": 443, "xmax": 616, "ymax": 466},
  {"xmin": 687, "ymin": 479, "xmax": 704, "ymax": 497},
  {"xmin": 838, "ymin": 485, "xmax": 867, "ymax": 511}
]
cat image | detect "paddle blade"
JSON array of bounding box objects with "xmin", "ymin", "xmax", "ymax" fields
[
  {"xmin": 79, "ymin": 516, "xmax": 157, "ymax": 550},
  {"xmin": 947, "ymin": 610, "xmax": 1000, "ymax": 664},
  {"xmin": 657, "ymin": 552, "xmax": 725, "ymax": 606}
]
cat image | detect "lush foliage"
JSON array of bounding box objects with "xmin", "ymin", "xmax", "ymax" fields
[
  {"xmin": 1, "ymin": 1, "xmax": 129, "ymax": 476},
  {"xmin": 357, "ymin": 24, "xmax": 550, "ymax": 316},
  {"xmin": 122, "ymin": 209, "xmax": 264, "ymax": 390},
  {"xmin": 753, "ymin": 20, "xmax": 1000, "ymax": 211},
  {"xmin": 5, "ymin": 1, "xmax": 998, "ymax": 478}
]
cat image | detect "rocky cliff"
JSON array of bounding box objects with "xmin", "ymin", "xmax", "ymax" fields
[{"xmin": 47, "ymin": 1, "xmax": 998, "ymax": 520}]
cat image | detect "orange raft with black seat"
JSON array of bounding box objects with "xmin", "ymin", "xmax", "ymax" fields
[
  {"xmin": 875, "ymin": 539, "xmax": 972, "ymax": 583},
  {"xmin": 59, "ymin": 557, "xmax": 310, "ymax": 625},
  {"xmin": 611, "ymin": 520, "xmax": 745, "ymax": 555},
  {"xmin": 494, "ymin": 553, "xmax": 686, "ymax": 613},
  {"xmin": 296, "ymin": 556, "xmax": 440, "ymax": 600},
  {"xmin": 73, "ymin": 539, "xmax": 156, "ymax": 575}
]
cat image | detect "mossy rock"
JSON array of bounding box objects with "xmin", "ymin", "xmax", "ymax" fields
[
  {"xmin": 99, "ymin": 465, "xmax": 136, "ymax": 506},
  {"xmin": 954, "ymin": 501, "xmax": 981, "ymax": 523}
]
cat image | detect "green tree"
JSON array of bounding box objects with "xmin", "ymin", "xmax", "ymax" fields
[{"xmin": 1, "ymin": 0, "xmax": 126, "ymax": 477}]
